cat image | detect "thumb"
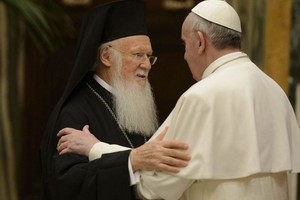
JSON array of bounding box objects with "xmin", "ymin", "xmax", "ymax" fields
[
  {"xmin": 82, "ymin": 125, "xmax": 91, "ymax": 134},
  {"xmin": 155, "ymin": 126, "xmax": 168, "ymax": 141}
]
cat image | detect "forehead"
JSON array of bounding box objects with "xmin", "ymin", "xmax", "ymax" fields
[{"xmin": 118, "ymin": 35, "xmax": 152, "ymax": 51}]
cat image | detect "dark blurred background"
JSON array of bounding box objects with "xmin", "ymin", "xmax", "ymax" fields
[{"xmin": 0, "ymin": 0, "xmax": 299, "ymax": 200}]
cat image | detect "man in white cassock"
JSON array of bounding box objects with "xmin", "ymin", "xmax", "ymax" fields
[{"xmin": 57, "ymin": 0, "xmax": 300, "ymax": 199}]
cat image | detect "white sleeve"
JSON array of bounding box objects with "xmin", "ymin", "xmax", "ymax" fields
[
  {"xmin": 133, "ymin": 113, "xmax": 194, "ymax": 200},
  {"xmin": 136, "ymin": 171, "xmax": 193, "ymax": 200},
  {"xmin": 88, "ymin": 141, "xmax": 130, "ymax": 161},
  {"xmin": 88, "ymin": 142, "xmax": 139, "ymax": 186},
  {"xmin": 129, "ymin": 159, "xmax": 140, "ymax": 186}
]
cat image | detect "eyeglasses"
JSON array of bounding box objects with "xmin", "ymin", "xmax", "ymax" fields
[{"xmin": 108, "ymin": 45, "xmax": 158, "ymax": 66}]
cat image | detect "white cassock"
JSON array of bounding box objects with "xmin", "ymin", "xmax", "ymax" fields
[{"xmin": 91, "ymin": 52, "xmax": 300, "ymax": 200}]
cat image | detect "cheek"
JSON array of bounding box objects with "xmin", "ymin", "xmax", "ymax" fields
[
  {"xmin": 183, "ymin": 45, "xmax": 188, "ymax": 60},
  {"xmin": 184, "ymin": 46, "xmax": 192, "ymax": 62},
  {"xmin": 121, "ymin": 63, "xmax": 137, "ymax": 80},
  {"xmin": 184, "ymin": 47, "xmax": 200, "ymax": 78},
  {"xmin": 120, "ymin": 67, "xmax": 131, "ymax": 80},
  {"xmin": 184, "ymin": 51, "xmax": 187, "ymax": 61}
]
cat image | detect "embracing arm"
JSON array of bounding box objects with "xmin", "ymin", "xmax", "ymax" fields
[
  {"xmin": 57, "ymin": 126, "xmax": 191, "ymax": 173},
  {"xmin": 56, "ymin": 124, "xmax": 192, "ymax": 199}
]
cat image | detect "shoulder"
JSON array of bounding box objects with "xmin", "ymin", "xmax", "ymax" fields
[
  {"xmin": 57, "ymin": 83, "xmax": 94, "ymax": 129},
  {"xmin": 63, "ymin": 83, "xmax": 93, "ymax": 111}
]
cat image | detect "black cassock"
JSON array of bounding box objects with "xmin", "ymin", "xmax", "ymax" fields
[{"xmin": 42, "ymin": 74, "xmax": 148, "ymax": 200}]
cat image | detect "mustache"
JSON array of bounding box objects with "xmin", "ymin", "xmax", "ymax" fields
[{"xmin": 136, "ymin": 69, "xmax": 149, "ymax": 77}]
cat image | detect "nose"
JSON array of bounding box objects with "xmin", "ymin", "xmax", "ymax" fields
[
  {"xmin": 140, "ymin": 56, "xmax": 152, "ymax": 70},
  {"xmin": 140, "ymin": 62, "xmax": 152, "ymax": 72}
]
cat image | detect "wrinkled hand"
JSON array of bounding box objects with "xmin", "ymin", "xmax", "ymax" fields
[
  {"xmin": 130, "ymin": 127, "xmax": 191, "ymax": 173},
  {"xmin": 57, "ymin": 125, "xmax": 99, "ymax": 156}
]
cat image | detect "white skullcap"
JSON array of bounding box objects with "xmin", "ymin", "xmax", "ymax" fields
[{"xmin": 191, "ymin": 0, "xmax": 242, "ymax": 33}]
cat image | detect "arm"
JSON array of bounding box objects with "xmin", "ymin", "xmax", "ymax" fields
[
  {"xmin": 57, "ymin": 123, "xmax": 192, "ymax": 200},
  {"xmin": 57, "ymin": 125, "xmax": 130, "ymax": 160},
  {"xmin": 57, "ymin": 126, "xmax": 191, "ymax": 173},
  {"xmin": 52, "ymin": 107, "xmax": 135, "ymax": 200}
]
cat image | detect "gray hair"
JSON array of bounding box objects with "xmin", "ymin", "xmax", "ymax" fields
[
  {"xmin": 185, "ymin": 12, "xmax": 242, "ymax": 50},
  {"xmin": 91, "ymin": 40, "xmax": 122, "ymax": 71}
]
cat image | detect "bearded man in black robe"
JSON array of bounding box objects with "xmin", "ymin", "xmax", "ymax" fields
[{"xmin": 40, "ymin": 1, "xmax": 190, "ymax": 199}]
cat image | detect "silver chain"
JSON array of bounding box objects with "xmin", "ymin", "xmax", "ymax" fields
[{"xmin": 86, "ymin": 82, "xmax": 146, "ymax": 148}]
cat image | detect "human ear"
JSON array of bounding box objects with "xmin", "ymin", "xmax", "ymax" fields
[
  {"xmin": 100, "ymin": 46, "xmax": 112, "ymax": 67},
  {"xmin": 196, "ymin": 31, "xmax": 205, "ymax": 53}
]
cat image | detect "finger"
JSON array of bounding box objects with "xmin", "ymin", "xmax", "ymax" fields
[
  {"xmin": 82, "ymin": 125, "xmax": 91, "ymax": 134},
  {"xmin": 57, "ymin": 127, "xmax": 73, "ymax": 137},
  {"xmin": 57, "ymin": 129, "xmax": 65, "ymax": 137},
  {"xmin": 57, "ymin": 134, "xmax": 71, "ymax": 147},
  {"xmin": 162, "ymin": 140, "xmax": 189, "ymax": 150},
  {"xmin": 167, "ymin": 149, "xmax": 191, "ymax": 161},
  {"xmin": 59, "ymin": 148, "xmax": 70, "ymax": 155},
  {"xmin": 57, "ymin": 135, "xmax": 66, "ymax": 148},
  {"xmin": 57, "ymin": 139, "xmax": 62, "ymax": 149},
  {"xmin": 57, "ymin": 141, "xmax": 67, "ymax": 153},
  {"xmin": 156, "ymin": 163, "xmax": 180, "ymax": 173},
  {"xmin": 161, "ymin": 156, "xmax": 189, "ymax": 167},
  {"xmin": 155, "ymin": 126, "xmax": 168, "ymax": 141}
]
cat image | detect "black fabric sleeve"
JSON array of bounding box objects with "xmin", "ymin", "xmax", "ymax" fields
[
  {"xmin": 53, "ymin": 151, "xmax": 133, "ymax": 200},
  {"xmin": 50, "ymin": 104, "xmax": 134, "ymax": 200}
]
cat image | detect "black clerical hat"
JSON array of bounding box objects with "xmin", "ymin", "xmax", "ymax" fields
[
  {"xmin": 101, "ymin": 0, "xmax": 149, "ymax": 43},
  {"xmin": 66, "ymin": 0, "xmax": 148, "ymax": 99}
]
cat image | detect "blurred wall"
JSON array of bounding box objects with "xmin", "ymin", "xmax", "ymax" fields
[{"xmin": 0, "ymin": 0, "xmax": 298, "ymax": 199}]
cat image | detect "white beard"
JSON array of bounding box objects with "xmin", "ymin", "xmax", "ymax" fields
[
  {"xmin": 111, "ymin": 78, "xmax": 158, "ymax": 136},
  {"xmin": 110, "ymin": 57, "xmax": 158, "ymax": 136}
]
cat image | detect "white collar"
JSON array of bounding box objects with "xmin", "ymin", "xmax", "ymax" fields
[
  {"xmin": 202, "ymin": 52, "xmax": 248, "ymax": 79},
  {"xmin": 93, "ymin": 74, "xmax": 114, "ymax": 94}
]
